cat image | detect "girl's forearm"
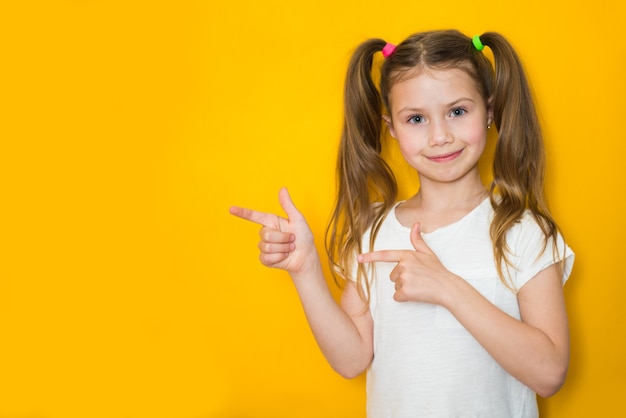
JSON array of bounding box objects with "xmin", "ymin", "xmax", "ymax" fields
[
  {"xmin": 442, "ymin": 273, "xmax": 569, "ymax": 397},
  {"xmin": 290, "ymin": 261, "xmax": 373, "ymax": 378}
]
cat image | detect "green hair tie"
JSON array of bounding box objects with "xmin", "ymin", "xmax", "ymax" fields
[{"xmin": 472, "ymin": 35, "xmax": 485, "ymax": 51}]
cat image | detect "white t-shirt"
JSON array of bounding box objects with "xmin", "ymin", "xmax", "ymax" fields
[{"xmin": 360, "ymin": 198, "xmax": 574, "ymax": 418}]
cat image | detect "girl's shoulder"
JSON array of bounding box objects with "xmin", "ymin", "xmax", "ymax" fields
[
  {"xmin": 507, "ymin": 210, "xmax": 554, "ymax": 241},
  {"xmin": 506, "ymin": 210, "xmax": 571, "ymax": 263}
]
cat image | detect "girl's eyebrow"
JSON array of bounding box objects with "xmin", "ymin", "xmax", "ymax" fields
[
  {"xmin": 396, "ymin": 97, "xmax": 477, "ymax": 114},
  {"xmin": 396, "ymin": 106, "xmax": 425, "ymax": 114},
  {"xmin": 447, "ymin": 97, "xmax": 477, "ymax": 107}
]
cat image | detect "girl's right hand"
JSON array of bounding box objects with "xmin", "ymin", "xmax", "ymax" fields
[{"xmin": 229, "ymin": 188, "xmax": 318, "ymax": 275}]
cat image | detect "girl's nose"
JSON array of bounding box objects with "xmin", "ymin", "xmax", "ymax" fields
[{"xmin": 428, "ymin": 119, "xmax": 453, "ymax": 146}]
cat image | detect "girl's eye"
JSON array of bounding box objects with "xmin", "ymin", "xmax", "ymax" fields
[
  {"xmin": 408, "ymin": 115, "xmax": 424, "ymax": 124},
  {"xmin": 451, "ymin": 108, "xmax": 467, "ymax": 117}
]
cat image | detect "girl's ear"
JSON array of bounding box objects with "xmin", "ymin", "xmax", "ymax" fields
[
  {"xmin": 383, "ymin": 115, "xmax": 397, "ymax": 138},
  {"xmin": 487, "ymin": 96, "xmax": 494, "ymax": 128}
]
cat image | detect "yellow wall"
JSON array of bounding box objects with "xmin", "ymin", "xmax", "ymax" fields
[{"xmin": 1, "ymin": 1, "xmax": 624, "ymax": 417}]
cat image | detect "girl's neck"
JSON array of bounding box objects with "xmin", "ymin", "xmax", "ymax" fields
[
  {"xmin": 410, "ymin": 186, "xmax": 488, "ymax": 212},
  {"xmin": 408, "ymin": 173, "xmax": 488, "ymax": 211},
  {"xmin": 396, "ymin": 177, "xmax": 488, "ymax": 232}
]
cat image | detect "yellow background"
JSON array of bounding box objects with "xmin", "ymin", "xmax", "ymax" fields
[{"xmin": 1, "ymin": 1, "xmax": 624, "ymax": 417}]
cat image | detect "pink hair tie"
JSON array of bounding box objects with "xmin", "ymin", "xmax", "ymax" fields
[{"xmin": 382, "ymin": 42, "xmax": 396, "ymax": 58}]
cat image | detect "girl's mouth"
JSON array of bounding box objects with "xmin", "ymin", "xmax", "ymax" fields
[{"xmin": 427, "ymin": 149, "xmax": 463, "ymax": 163}]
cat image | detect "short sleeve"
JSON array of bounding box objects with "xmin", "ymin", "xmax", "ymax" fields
[{"xmin": 506, "ymin": 215, "xmax": 575, "ymax": 290}]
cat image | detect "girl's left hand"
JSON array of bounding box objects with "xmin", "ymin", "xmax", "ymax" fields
[{"xmin": 358, "ymin": 222, "xmax": 455, "ymax": 304}]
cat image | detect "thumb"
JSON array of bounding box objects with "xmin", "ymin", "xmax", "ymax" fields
[
  {"xmin": 278, "ymin": 187, "xmax": 303, "ymax": 221},
  {"xmin": 410, "ymin": 222, "xmax": 428, "ymax": 252}
]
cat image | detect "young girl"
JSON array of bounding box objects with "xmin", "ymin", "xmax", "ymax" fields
[{"xmin": 230, "ymin": 30, "xmax": 574, "ymax": 417}]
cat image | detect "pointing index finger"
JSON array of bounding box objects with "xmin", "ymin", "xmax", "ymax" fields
[
  {"xmin": 358, "ymin": 250, "xmax": 403, "ymax": 264},
  {"xmin": 229, "ymin": 206, "xmax": 280, "ymax": 228}
]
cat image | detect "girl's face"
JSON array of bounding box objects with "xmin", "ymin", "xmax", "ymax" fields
[{"xmin": 386, "ymin": 67, "xmax": 492, "ymax": 187}]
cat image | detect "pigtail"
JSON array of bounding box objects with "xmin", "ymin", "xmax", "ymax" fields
[
  {"xmin": 326, "ymin": 39, "xmax": 398, "ymax": 300},
  {"xmin": 479, "ymin": 32, "xmax": 561, "ymax": 287}
]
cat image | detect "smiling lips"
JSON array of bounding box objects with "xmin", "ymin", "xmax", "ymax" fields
[{"xmin": 426, "ymin": 149, "xmax": 463, "ymax": 163}]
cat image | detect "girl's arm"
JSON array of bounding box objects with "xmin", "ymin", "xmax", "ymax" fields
[
  {"xmin": 230, "ymin": 188, "xmax": 373, "ymax": 378},
  {"xmin": 443, "ymin": 264, "xmax": 568, "ymax": 397},
  {"xmin": 291, "ymin": 265, "xmax": 374, "ymax": 378},
  {"xmin": 359, "ymin": 222, "xmax": 569, "ymax": 397}
]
